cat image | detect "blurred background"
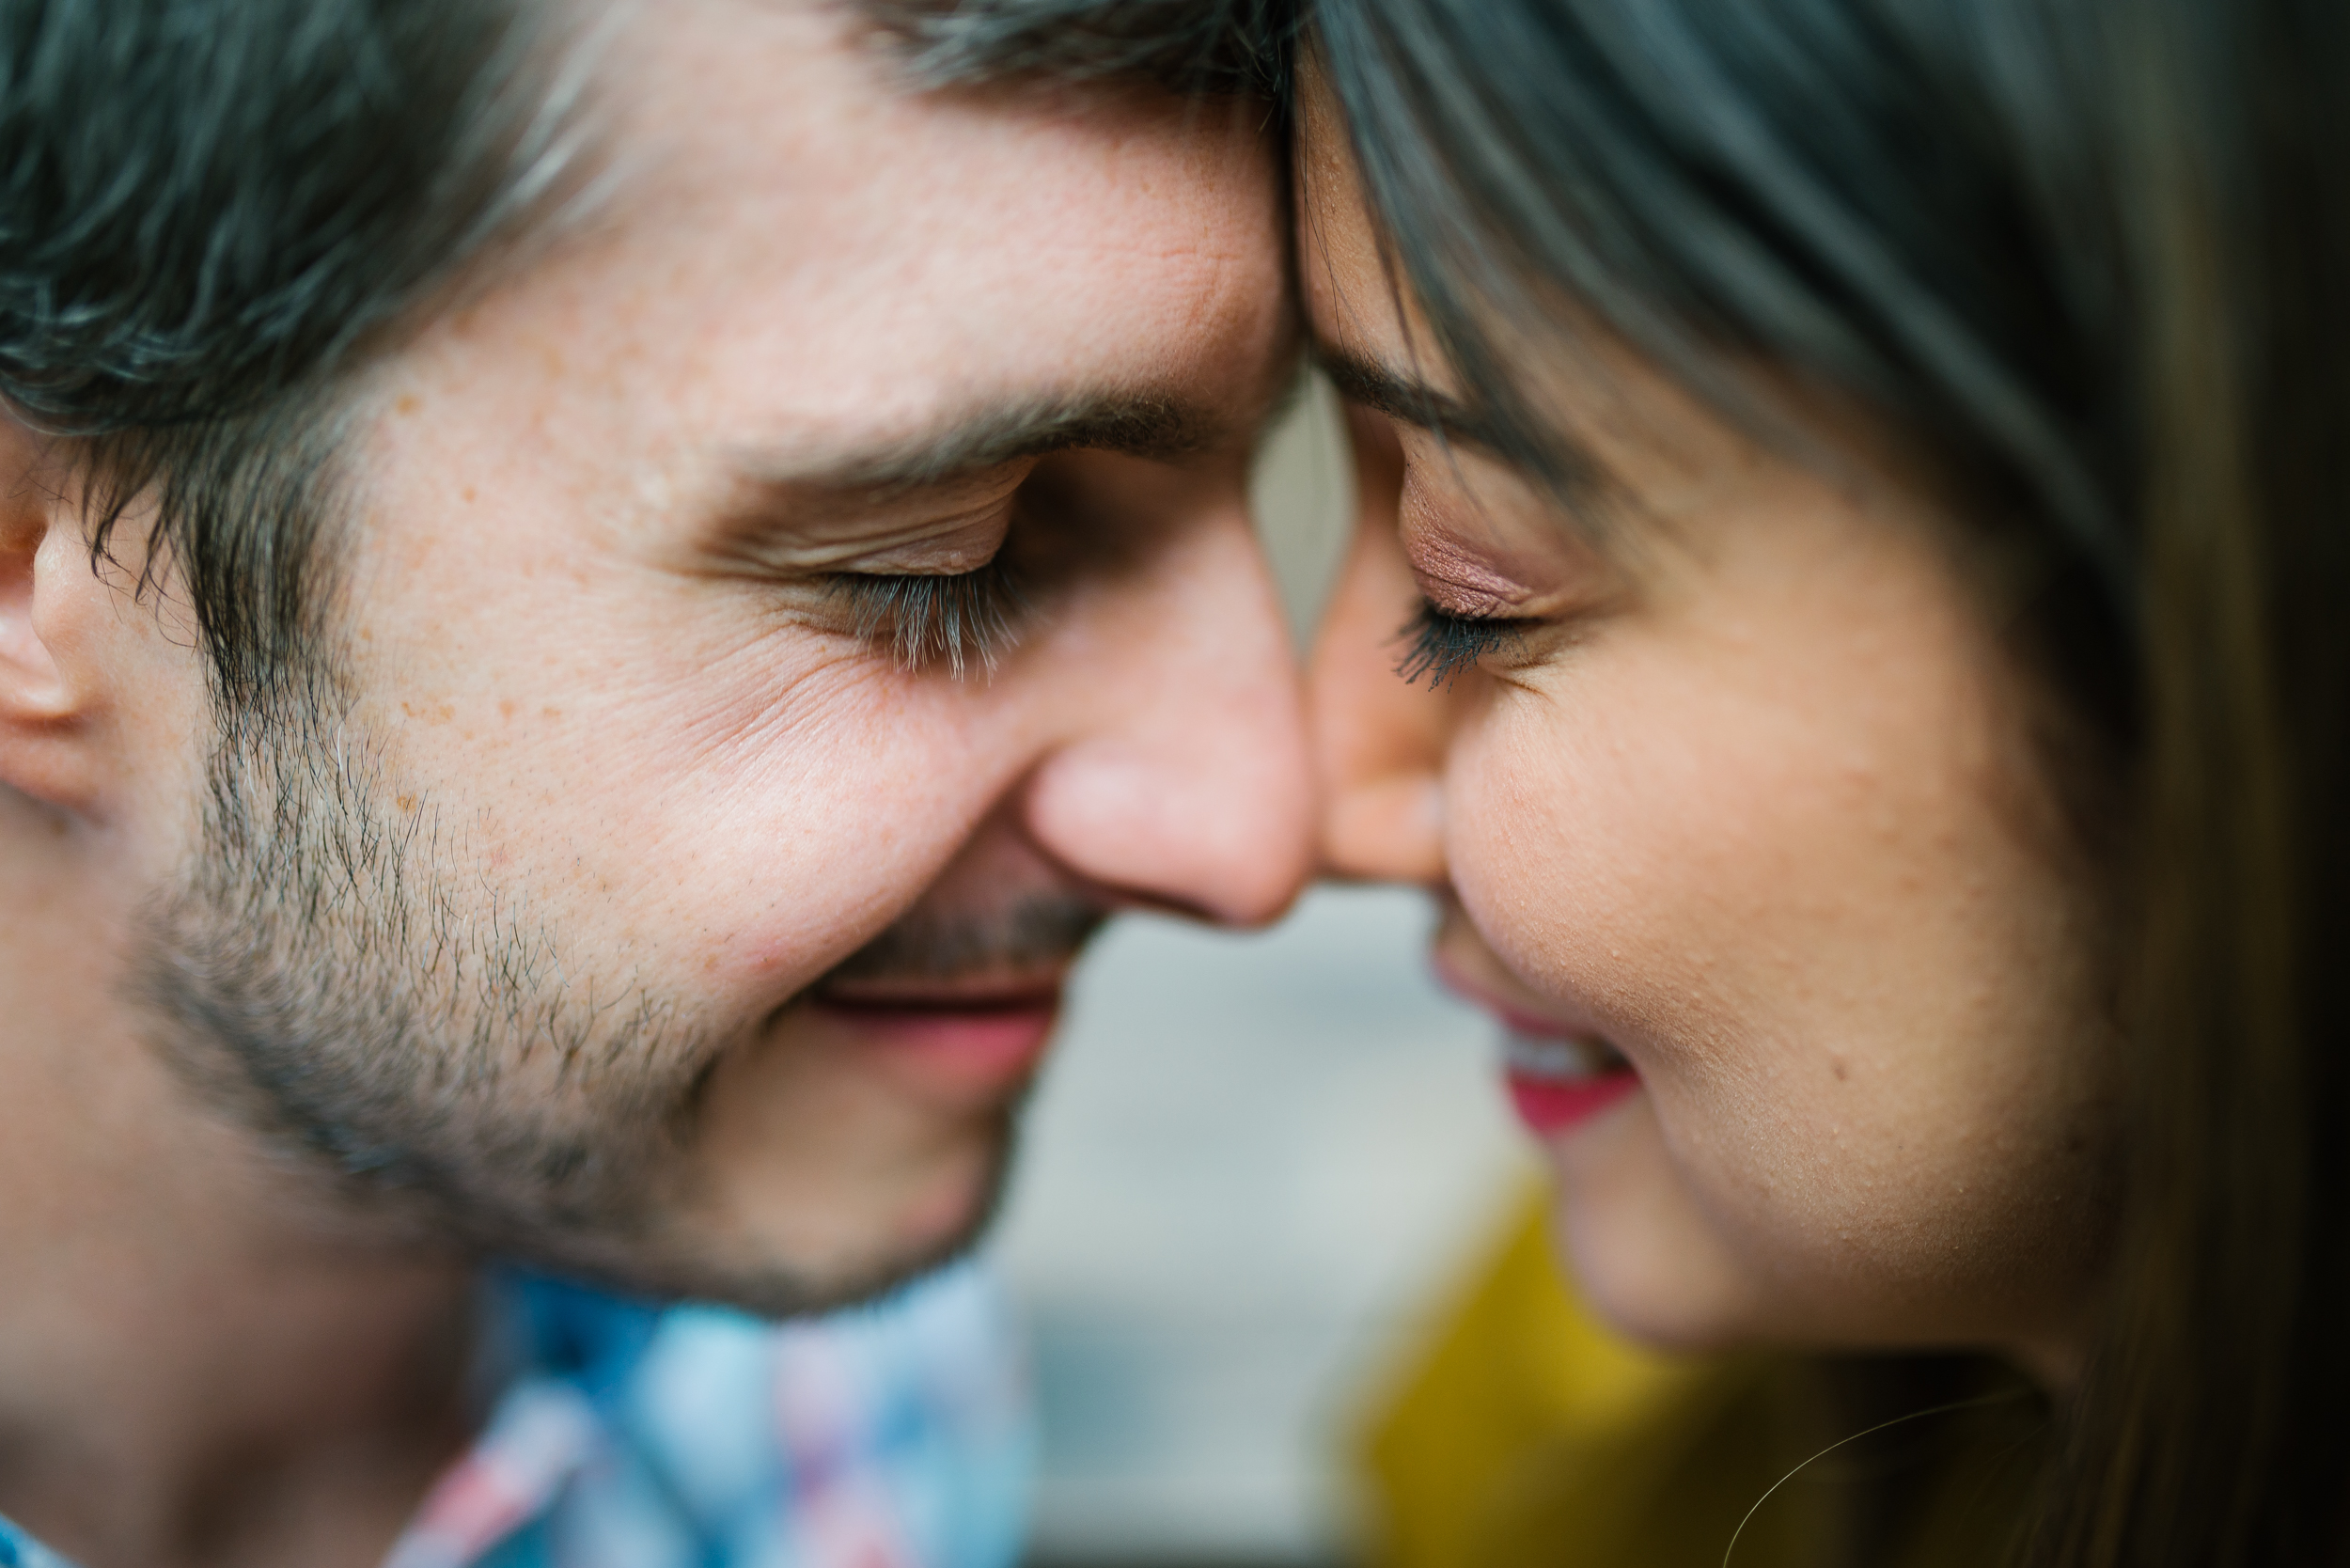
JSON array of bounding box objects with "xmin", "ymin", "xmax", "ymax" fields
[{"xmin": 985, "ymin": 380, "xmax": 1533, "ymax": 1566}]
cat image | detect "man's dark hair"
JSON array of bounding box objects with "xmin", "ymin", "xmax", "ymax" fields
[
  {"xmin": 0, "ymin": 0, "xmax": 576, "ymax": 709},
  {"xmin": 0, "ymin": 0, "xmax": 1284, "ymax": 716},
  {"xmin": 859, "ymin": 0, "xmax": 1292, "ymax": 93}
]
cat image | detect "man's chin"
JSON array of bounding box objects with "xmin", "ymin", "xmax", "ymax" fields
[{"xmin": 487, "ymin": 1125, "xmax": 1021, "ymax": 1319}]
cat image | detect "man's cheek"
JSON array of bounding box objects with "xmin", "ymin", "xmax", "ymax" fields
[{"xmin": 407, "ymin": 689, "xmax": 991, "ymax": 1001}]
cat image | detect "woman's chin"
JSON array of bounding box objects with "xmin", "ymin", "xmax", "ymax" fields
[{"xmin": 1541, "ymin": 1103, "xmax": 1763, "ymax": 1353}]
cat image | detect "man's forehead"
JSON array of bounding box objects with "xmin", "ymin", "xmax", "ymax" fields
[
  {"xmin": 372, "ymin": 0, "xmax": 1291, "ymax": 525},
  {"xmin": 603, "ymin": 0, "xmax": 1266, "ymax": 216},
  {"xmin": 570, "ymin": 2, "xmax": 1284, "ymax": 364}
]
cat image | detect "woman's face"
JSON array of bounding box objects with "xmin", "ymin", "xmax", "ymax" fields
[{"xmin": 1299, "ymin": 81, "xmax": 2122, "ymax": 1370}]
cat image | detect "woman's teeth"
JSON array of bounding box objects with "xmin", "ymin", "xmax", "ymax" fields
[{"xmin": 1504, "ymin": 1028, "xmax": 1626, "ymax": 1082}]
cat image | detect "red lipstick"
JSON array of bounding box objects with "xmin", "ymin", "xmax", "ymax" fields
[
  {"xmin": 1433, "ymin": 950, "xmax": 1642, "ymax": 1138},
  {"xmin": 1500, "ymin": 1030, "xmax": 1641, "ymax": 1136}
]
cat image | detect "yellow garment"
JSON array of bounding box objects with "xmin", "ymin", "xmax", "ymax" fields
[{"xmin": 1356, "ymin": 1191, "xmax": 2047, "ymax": 1568}]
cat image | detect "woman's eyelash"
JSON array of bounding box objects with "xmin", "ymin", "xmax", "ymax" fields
[
  {"xmin": 830, "ymin": 558, "xmax": 1028, "ymax": 677},
  {"xmin": 1394, "ymin": 600, "xmax": 1528, "ymax": 689}
]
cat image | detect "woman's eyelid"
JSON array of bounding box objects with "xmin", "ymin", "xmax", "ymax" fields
[
  {"xmin": 1400, "ymin": 521, "xmax": 1546, "ymax": 619},
  {"xmin": 1407, "ymin": 557, "xmax": 1538, "ymax": 621},
  {"xmin": 1398, "ymin": 483, "xmax": 1622, "ymax": 625},
  {"xmin": 1395, "ymin": 425, "xmax": 1624, "ymax": 593}
]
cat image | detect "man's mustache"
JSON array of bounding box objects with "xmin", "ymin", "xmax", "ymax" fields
[{"xmin": 822, "ymin": 894, "xmax": 1108, "ymax": 986}]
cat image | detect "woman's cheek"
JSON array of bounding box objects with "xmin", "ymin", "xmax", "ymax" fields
[{"xmin": 1435, "ymin": 673, "xmax": 1948, "ymax": 1337}]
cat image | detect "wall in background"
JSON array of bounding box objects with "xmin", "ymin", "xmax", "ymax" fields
[{"xmin": 985, "ymin": 380, "xmax": 1532, "ymax": 1564}]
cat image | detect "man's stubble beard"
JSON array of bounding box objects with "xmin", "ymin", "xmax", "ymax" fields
[{"xmin": 133, "ymin": 662, "xmax": 1096, "ymax": 1316}]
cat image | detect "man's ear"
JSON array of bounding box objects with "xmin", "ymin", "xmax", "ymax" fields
[{"xmin": 0, "ymin": 420, "xmax": 116, "ymax": 813}]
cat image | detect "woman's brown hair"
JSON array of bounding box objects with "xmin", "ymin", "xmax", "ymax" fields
[{"xmin": 1301, "ymin": 0, "xmax": 2350, "ymax": 1560}]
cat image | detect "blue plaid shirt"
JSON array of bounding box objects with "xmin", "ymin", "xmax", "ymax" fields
[{"xmin": 0, "ymin": 1261, "xmax": 1031, "ymax": 1568}]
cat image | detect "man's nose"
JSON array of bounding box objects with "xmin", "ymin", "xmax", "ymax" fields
[
  {"xmin": 1308, "ymin": 454, "xmax": 1451, "ymax": 886},
  {"xmin": 1017, "ymin": 510, "xmax": 1315, "ymax": 928}
]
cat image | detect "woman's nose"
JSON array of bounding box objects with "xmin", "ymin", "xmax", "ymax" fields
[
  {"xmin": 1017, "ymin": 507, "xmax": 1316, "ymax": 928},
  {"xmin": 1309, "ymin": 515, "xmax": 1449, "ymax": 885},
  {"xmin": 1309, "ymin": 420, "xmax": 1450, "ymax": 886}
]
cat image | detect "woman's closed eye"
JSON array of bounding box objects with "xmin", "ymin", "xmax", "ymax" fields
[{"xmin": 1394, "ymin": 598, "xmax": 1534, "ymax": 689}]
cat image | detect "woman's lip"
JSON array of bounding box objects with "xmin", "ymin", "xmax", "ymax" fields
[
  {"xmin": 1503, "ymin": 1069, "xmax": 1642, "ymax": 1137},
  {"xmin": 1430, "ymin": 948, "xmax": 1596, "ymax": 1040},
  {"xmin": 1429, "ymin": 949, "xmax": 1644, "ymax": 1138}
]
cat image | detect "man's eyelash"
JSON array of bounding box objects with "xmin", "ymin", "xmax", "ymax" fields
[
  {"xmin": 1394, "ymin": 600, "xmax": 1528, "ymax": 689},
  {"xmin": 830, "ymin": 558, "xmax": 1027, "ymax": 678}
]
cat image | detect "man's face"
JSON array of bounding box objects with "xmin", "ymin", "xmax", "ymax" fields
[{"xmin": 135, "ymin": 1, "xmax": 1307, "ymax": 1311}]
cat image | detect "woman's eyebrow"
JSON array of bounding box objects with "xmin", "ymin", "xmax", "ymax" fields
[
  {"xmin": 1314, "ymin": 343, "xmax": 1617, "ymax": 505},
  {"xmin": 1313, "ymin": 345, "xmax": 1498, "ymax": 444}
]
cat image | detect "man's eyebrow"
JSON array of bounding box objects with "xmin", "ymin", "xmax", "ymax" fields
[{"xmin": 752, "ymin": 391, "xmax": 1232, "ymax": 494}]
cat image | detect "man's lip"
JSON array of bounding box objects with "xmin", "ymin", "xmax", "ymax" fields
[
  {"xmin": 811, "ymin": 972, "xmax": 1069, "ymax": 1011},
  {"xmin": 802, "ymin": 985, "xmax": 1066, "ymax": 1104}
]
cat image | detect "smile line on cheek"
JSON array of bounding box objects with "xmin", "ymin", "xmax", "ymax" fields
[{"xmin": 1430, "ymin": 943, "xmax": 1646, "ymax": 1138}]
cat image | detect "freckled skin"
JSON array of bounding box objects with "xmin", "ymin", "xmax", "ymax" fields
[
  {"xmin": 1301, "ymin": 72, "xmax": 2121, "ymax": 1373},
  {"xmin": 211, "ymin": 6, "xmax": 1312, "ymax": 1298},
  {"xmin": 0, "ymin": 11, "xmax": 1314, "ymax": 1562}
]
